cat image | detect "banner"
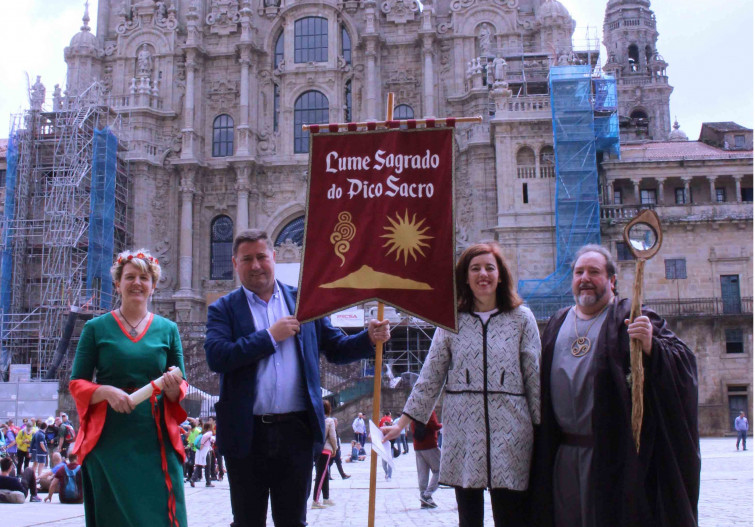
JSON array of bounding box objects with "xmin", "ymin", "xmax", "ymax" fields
[{"xmin": 295, "ymin": 127, "xmax": 457, "ymax": 332}]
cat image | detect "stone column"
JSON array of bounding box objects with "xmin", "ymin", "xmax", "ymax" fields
[
  {"xmin": 365, "ymin": 39, "xmax": 378, "ymax": 119},
  {"xmin": 235, "ymin": 165, "xmax": 251, "ymax": 232},
  {"xmin": 656, "ymin": 178, "xmax": 665, "ymax": 205},
  {"xmin": 178, "ymin": 168, "xmax": 195, "ymax": 291},
  {"xmin": 181, "ymin": 51, "xmax": 197, "ymax": 159},
  {"xmin": 237, "ymin": 46, "xmax": 252, "ymax": 156},
  {"xmin": 707, "ymin": 176, "xmax": 717, "ymax": 202},
  {"xmin": 633, "ymin": 180, "xmax": 640, "ymax": 203},
  {"xmin": 607, "ymin": 181, "xmax": 614, "ymax": 204},
  {"xmin": 422, "ymin": 35, "xmax": 435, "ymax": 118},
  {"xmin": 734, "ymin": 175, "xmax": 743, "ymax": 203},
  {"xmin": 682, "ymin": 177, "xmax": 692, "ymax": 204}
]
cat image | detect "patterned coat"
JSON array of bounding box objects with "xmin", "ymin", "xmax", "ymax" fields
[{"xmin": 403, "ymin": 307, "xmax": 541, "ymax": 490}]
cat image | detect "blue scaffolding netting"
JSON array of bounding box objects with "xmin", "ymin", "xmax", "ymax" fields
[
  {"xmin": 86, "ymin": 127, "xmax": 118, "ymax": 311},
  {"xmin": 518, "ymin": 65, "xmax": 620, "ymax": 319},
  {"xmin": 0, "ymin": 130, "xmax": 19, "ymax": 371}
]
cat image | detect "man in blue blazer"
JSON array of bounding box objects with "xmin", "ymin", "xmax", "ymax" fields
[{"xmin": 205, "ymin": 229, "xmax": 390, "ymax": 527}]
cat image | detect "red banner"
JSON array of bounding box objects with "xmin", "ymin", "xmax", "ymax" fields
[{"xmin": 295, "ymin": 128, "xmax": 457, "ymax": 332}]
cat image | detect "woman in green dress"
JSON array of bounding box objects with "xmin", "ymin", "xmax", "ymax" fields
[{"xmin": 69, "ymin": 250, "xmax": 188, "ymax": 527}]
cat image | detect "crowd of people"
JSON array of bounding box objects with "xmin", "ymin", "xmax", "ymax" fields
[
  {"xmin": 0, "ymin": 415, "xmax": 83, "ymax": 504},
  {"xmin": 0, "ymin": 233, "xmax": 706, "ymax": 527}
]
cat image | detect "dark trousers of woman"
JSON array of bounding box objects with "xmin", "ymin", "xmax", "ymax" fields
[
  {"xmin": 313, "ymin": 452, "xmax": 332, "ymax": 501},
  {"xmin": 15, "ymin": 451, "xmax": 30, "ymax": 475},
  {"xmin": 185, "ymin": 449, "xmax": 195, "ymax": 480},
  {"xmin": 328, "ymin": 448, "xmax": 348, "ymax": 478},
  {"xmin": 454, "ymin": 487, "xmax": 526, "ymax": 527}
]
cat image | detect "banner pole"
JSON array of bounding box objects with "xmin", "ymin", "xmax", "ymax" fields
[{"xmin": 367, "ymin": 93, "xmax": 394, "ymax": 527}]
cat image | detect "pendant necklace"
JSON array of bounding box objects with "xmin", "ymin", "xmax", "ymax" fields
[
  {"xmin": 571, "ymin": 303, "xmax": 610, "ymax": 357},
  {"xmin": 120, "ymin": 308, "xmax": 148, "ymax": 337}
]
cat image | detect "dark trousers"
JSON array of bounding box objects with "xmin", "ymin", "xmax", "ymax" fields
[
  {"xmin": 400, "ymin": 434, "xmax": 409, "ymax": 453},
  {"xmin": 328, "ymin": 448, "xmax": 347, "ymax": 478},
  {"xmin": 15, "ymin": 451, "xmax": 30, "ymax": 475},
  {"xmin": 226, "ymin": 415, "xmax": 313, "ymax": 527},
  {"xmin": 20, "ymin": 467, "xmax": 38, "ymax": 498},
  {"xmin": 191, "ymin": 461, "xmax": 211, "ymax": 485},
  {"xmin": 737, "ymin": 430, "xmax": 747, "ymax": 450},
  {"xmin": 354, "ymin": 432, "xmax": 366, "ymax": 447},
  {"xmin": 185, "ymin": 449, "xmax": 195, "ymax": 479},
  {"xmin": 313, "ymin": 452, "xmax": 331, "ymax": 501},
  {"xmin": 454, "ymin": 487, "xmax": 526, "ymax": 527}
]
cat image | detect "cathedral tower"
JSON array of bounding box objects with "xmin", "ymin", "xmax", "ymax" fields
[{"xmin": 602, "ymin": 0, "xmax": 673, "ymax": 141}]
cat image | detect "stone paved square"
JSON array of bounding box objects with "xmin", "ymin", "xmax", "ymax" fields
[{"xmin": 0, "ymin": 438, "xmax": 750, "ymax": 527}]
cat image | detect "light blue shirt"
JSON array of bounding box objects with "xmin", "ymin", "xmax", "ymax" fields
[{"xmin": 243, "ymin": 282, "xmax": 307, "ymax": 415}]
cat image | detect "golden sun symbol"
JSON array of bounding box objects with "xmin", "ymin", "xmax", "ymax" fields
[{"xmin": 381, "ymin": 210, "xmax": 434, "ymax": 265}]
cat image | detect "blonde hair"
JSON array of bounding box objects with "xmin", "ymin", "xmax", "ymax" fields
[{"xmin": 111, "ymin": 249, "xmax": 162, "ymax": 284}]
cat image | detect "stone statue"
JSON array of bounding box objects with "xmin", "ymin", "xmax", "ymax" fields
[
  {"xmin": 30, "ymin": 76, "xmax": 45, "ymax": 110},
  {"xmin": 137, "ymin": 45, "xmax": 153, "ymax": 77},
  {"xmin": 493, "ymin": 57, "xmax": 506, "ymax": 82},
  {"xmin": 478, "ymin": 24, "xmax": 492, "ymax": 57},
  {"xmin": 52, "ymin": 84, "xmax": 63, "ymax": 111},
  {"xmin": 156, "ymin": 1, "xmax": 168, "ymax": 20}
]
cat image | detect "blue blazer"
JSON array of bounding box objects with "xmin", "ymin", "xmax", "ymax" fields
[{"xmin": 205, "ymin": 281, "xmax": 374, "ymax": 458}]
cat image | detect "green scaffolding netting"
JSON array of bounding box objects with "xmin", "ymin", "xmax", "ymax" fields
[{"xmin": 518, "ymin": 66, "xmax": 620, "ymax": 319}]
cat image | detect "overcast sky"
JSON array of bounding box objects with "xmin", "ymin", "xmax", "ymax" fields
[{"xmin": 0, "ymin": 0, "xmax": 751, "ymax": 139}]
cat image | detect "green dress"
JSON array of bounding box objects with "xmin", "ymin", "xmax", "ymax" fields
[{"xmin": 70, "ymin": 312, "xmax": 188, "ymax": 527}]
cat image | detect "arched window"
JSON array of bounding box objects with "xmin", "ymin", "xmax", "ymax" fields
[
  {"xmin": 630, "ymin": 109, "xmax": 648, "ymax": 121},
  {"xmin": 274, "ymin": 30, "xmax": 284, "ymax": 69},
  {"xmin": 295, "ymin": 17, "xmax": 328, "ymax": 63},
  {"xmin": 294, "ymin": 91, "xmax": 329, "ymax": 153},
  {"xmin": 516, "ymin": 146, "xmax": 536, "ymax": 179},
  {"xmin": 628, "ymin": 44, "xmax": 639, "ymax": 70},
  {"xmin": 275, "ymin": 216, "xmax": 305, "ymax": 247},
  {"xmin": 210, "ymin": 215, "xmax": 234, "ymax": 280},
  {"xmin": 344, "ymin": 80, "xmax": 352, "ymax": 122},
  {"xmin": 273, "ymin": 83, "xmax": 280, "ymax": 132},
  {"xmin": 341, "ymin": 25, "xmax": 351, "ymax": 64},
  {"xmin": 394, "ymin": 104, "xmax": 414, "ymax": 120},
  {"xmin": 212, "ymin": 114, "xmax": 234, "ymax": 157},
  {"xmin": 539, "ymin": 145, "xmax": 555, "ymax": 178}
]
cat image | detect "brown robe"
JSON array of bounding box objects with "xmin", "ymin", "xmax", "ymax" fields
[{"xmin": 529, "ymin": 298, "xmax": 700, "ymax": 527}]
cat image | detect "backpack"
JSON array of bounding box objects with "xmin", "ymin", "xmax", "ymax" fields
[
  {"xmin": 63, "ymin": 424, "xmax": 75, "ymax": 442},
  {"xmin": 61, "ymin": 465, "xmax": 81, "ymax": 502},
  {"xmin": 193, "ymin": 433, "xmax": 203, "ymax": 449}
]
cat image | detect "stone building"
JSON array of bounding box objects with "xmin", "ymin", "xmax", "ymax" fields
[{"xmin": 0, "ymin": 0, "xmax": 751, "ymax": 434}]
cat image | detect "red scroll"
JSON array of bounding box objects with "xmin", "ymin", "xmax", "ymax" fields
[{"xmin": 295, "ymin": 127, "xmax": 457, "ymax": 332}]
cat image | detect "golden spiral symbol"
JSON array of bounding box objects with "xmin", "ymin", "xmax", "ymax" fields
[{"xmin": 330, "ymin": 212, "xmax": 356, "ymax": 266}]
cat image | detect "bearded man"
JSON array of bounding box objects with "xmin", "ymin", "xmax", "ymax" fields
[{"xmin": 529, "ymin": 244, "xmax": 700, "ymax": 527}]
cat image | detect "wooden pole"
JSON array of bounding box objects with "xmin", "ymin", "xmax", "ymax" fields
[
  {"xmin": 629, "ymin": 258, "xmax": 645, "ymax": 452},
  {"xmin": 367, "ymin": 93, "xmax": 394, "ymax": 527}
]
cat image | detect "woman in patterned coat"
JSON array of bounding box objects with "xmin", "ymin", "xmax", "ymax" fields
[{"xmin": 383, "ymin": 242, "xmax": 541, "ymax": 527}]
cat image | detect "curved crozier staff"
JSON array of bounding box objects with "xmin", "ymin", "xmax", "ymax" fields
[{"xmin": 623, "ymin": 209, "xmax": 663, "ymax": 452}]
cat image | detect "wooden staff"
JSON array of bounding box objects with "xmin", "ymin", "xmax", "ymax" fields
[
  {"xmin": 128, "ymin": 367, "xmax": 184, "ymax": 407},
  {"xmin": 302, "ymin": 115, "xmax": 482, "ymax": 131},
  {"xmin": 367, "ymin": 92, "xmax": 395, "ymax": 527},
  {"xmin": 623, "ymin": 209, "xmax": 663, "ymax": 452}
]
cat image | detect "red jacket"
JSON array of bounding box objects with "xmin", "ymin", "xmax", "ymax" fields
[{"xmin": 411, "ymin": 410, "xmax": 441, "ymax": 451}]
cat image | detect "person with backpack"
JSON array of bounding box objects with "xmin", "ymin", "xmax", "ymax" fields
[
  {"xmin": 57, "ymin": 414, "xmax": 76, "ymax": 457},
  {"xmin": 189, "ymin": 423, "xmax": 214, "ymax": 487},
  {"xmin": 44, "ymin": 452, "xmax": 83, "ymax": 504}
]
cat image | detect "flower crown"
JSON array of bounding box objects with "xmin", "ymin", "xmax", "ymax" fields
[{"xmin": 116, "ymin": 252, "xmax": 159, "ymax": 266}]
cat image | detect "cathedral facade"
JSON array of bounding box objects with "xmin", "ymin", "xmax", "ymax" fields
[{"xmin": 31, "ymin": 0, "xmax": 753, "ymax": 433}]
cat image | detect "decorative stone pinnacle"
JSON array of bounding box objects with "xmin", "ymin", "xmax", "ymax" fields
[{"xmin": 81, "ymin": 1, "xmax": 91, "ymax": 32}]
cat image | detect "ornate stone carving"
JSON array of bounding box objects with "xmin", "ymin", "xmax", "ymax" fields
[
  {"xmin": 276, "ymin": 239, "xmax": 302, "ymax": 262},
  {"xmin": 153, "ymin": 239, "xmax": 174, "ymax": 287},
  {"xmin": 206, "ymin": 0, "xmax": 241, "ymax": 35},
  {"xmin": 437, "ymin": 20, "xmax": 453, "ymax": 34},
  {"xmin": 30, "ymin": 76, "xmax": 45, "ymax": 111},
  {"xmin": 116, "ymin": 2, "xmax": 141, "ymax": 34},
  {"xmin": 450, "ymin": 0, "xmax": 518, "ymax": 13},
  {"xmin": 207, "ymin": 80, "xmax": 239, "ymax": 107},
  {"xmin": 380, "ymin": 0, "xmax": 419, "ymax": 25},
  {"xmin": 137, "ymin": 45, "xmax": 154, "ymax": 78},
  {"xmin": 478, "ymin": 23, "xmax": 492, "ymax": 56},
  {"xmin": 104, "ymin": 41, "xmax": 117, "ymax": 56}
]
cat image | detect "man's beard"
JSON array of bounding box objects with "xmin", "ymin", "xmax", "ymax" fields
[{"xmin": 574, "ymin": 285, "xmax": 606, "ymax": 307}]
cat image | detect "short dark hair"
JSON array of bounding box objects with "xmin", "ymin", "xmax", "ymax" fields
[
  {"xmin": 0, "ymin": 457, "xmax": 13, "ymax": 472},
  {"xmin": 39, "ymin": 422, "xmax": 47, "ymax": 430},
  {"xmin": 571, "ymin": 244, "xmax": 617, "ymax": 278},
  {"xmin": 203, "ymin": 422, "xmax": 213, "ymax": 432},
  {"xmin": 456, "ymin": 242, "xmax": 522, "ymax": 314},
  {"xmin": 68, "ymin": 452, "xmax": 78, "ymax": 463},
  {"xmin": 323, "ymin": 399, "xmax": 332, "ymax": 416},
  {"xmin": 233, "ymin": 229, "xmax": 271, "ymax": 256}
]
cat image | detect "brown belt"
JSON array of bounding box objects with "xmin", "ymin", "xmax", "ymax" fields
[{"xmin": 562, "ymin": 433, "xmax": 594, "ymax": 448}]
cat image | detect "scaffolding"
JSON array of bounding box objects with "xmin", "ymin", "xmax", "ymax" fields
[
  {"xmin": 518, "ymin": 66, "xmax": 619, "ymax": 318},
  {"xmin": 0, "ymin": 82, "xmax": 131, "ymax": 380}
]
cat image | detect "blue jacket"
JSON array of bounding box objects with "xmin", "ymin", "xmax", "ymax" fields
[{"xmin": 205, "ymin": 281, "xmax": 374, "ymax": 458}]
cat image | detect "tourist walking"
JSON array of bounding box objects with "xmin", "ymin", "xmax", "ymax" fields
[
  {"xmin": 383, "ymin": 242, "xmax": 541, "ymax": 527},
  {"xmin": 735, "ymin": 411, "xmax": 748, "ymax": 451},
  {"xmin": 190, "ymin": 423, "xmax": 215, "ymax": 487},
  {"xmin": 312, "ymin": 400, "xmax": 338, "ymax": 509},
  {"xmin": 412, "ymin": 410, "xmax": 442, "ymax": 509},
  {"xmin": 69, "ymin": 249, "xmax": 189, "ymax": 527}
]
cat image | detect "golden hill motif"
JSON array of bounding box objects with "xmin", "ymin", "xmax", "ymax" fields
[{"xmin": 319, "ymin": 265, "xmax": 432, "ymax": 290}]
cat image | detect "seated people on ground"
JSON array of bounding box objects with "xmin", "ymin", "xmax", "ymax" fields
[
  {"xmin": 0, "ymin": 456, "xmax": 41, "ymax": 502},
  {"xmin": 44, "ymin": 452, "xmax": 84, "ymax": 504}
]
